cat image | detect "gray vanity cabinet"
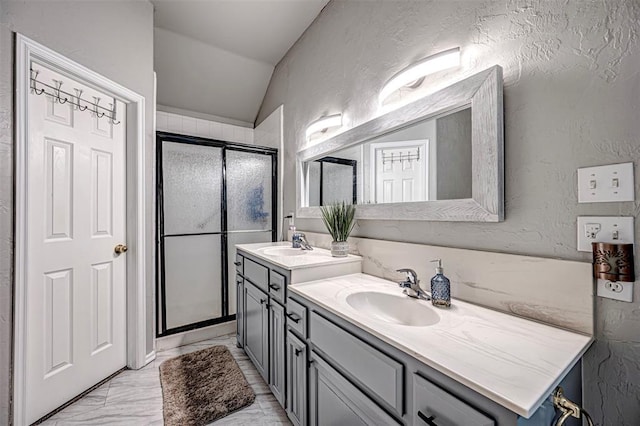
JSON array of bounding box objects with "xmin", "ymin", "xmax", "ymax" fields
[
  {"xmin": 236, "ymin": 250, "xmax": 296, "ymax": 412},
  {"xmin": 269, "ymin": 301, "xmax": 286, "ymax": 406},
  {"xmin": 244, "ymin": 281, "xmax": 269, "ymax": 381},
  {"xmin": 295, "ymin": 294, "xmax": 526, "ymax": 426},
  {"xmin": 236, "ymin": 249, "xmax": 577, "ymax": 426},
  {"xmin": 286, "ymin": 330, "xmax": 307, "ymax": 426}
]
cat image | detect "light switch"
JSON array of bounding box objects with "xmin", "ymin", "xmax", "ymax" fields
[
  {"xmin": 576, "ymin": 216, "xmax": 634, "ymax": 252},
  {"xmin": 577, "ymin": 162, "xmax": 634, "ymax": 203}
]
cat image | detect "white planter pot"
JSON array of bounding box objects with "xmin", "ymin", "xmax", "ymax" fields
[{"xmin": 331, "ymin": 241, "xmax": 350, "ymax": 257}]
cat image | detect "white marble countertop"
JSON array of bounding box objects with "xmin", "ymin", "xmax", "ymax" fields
[
  {"xmin": 289, "ymin": 273, "xmax": 593, "ymax": 418},
  {"xmin": 236, "ymin": 242, "xmax": 362, "ymax": 270}
]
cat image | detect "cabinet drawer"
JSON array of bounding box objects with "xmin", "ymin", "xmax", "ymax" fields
[
  {"xmin": 413, "ymin": 374, "xmax": 495, "ymax": 426},
  {"xmin": 286, "ymin": 298, "xmax": 307, "ymax": 338},
  {"xmin": 244, "ymin": 257, "xmax": 268, "ymax": 292},
  {"xmin": 309, "ymin": 312, "xmax": 403, "ymax": 416},
  {"xmin": 234, "ymin": 253, "xmax": 243, "ymax": 274},
  {"xmin": 269, "ymin": 270, "xmax": 286, "ymax": 304}
]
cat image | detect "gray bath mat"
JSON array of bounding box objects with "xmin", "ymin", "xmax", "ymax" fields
[{"xmin": 160, "ymin": 345, "xmax": 256, "ymax": 425}]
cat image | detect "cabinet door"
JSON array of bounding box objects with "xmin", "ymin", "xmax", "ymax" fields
[
  {"xmin": 287, "ymin": 330, "xmax": 307, "ymax": 426},
  {"xmin": 236, "ymin": 276, "xmax": 244, "ymax": 347},
  {"xmin": 269, "ymin": 301, "xmax": 286, "ymax": 408},
  {"xmin": 309, "ymin": 352, "xmax": 401, "ymax": 426},
  {"xmin": 413, "ymin": 373, "xmax": 495, "ymax": 426},
  {"xmin": 244, "ymin": 281, "xmax": 269, "ymax": 381}
]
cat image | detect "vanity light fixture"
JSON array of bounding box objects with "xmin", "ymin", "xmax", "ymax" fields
[
  {"xmin": 305, "ymin": 113, "xmax": 343, "ymax": 141},
  {"xmin": 379, "ymin": 47, "xmax": 461, "ymax": 105}
]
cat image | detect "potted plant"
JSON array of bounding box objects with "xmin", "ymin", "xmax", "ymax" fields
[{"xmin": 319, "ymin": 202, "xmax": 356, "ymax": 257}]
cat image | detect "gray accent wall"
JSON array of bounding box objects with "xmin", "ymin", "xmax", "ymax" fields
[
  {"xmin": 256, "ymin": 1, "xmax": 640, "ymax": 424},
  {"xmin": 154, "ymin": 27, "xmax": 274, "ymax": 123},
  {"xmin": 0, "ymin": 1, "xmax": 155, "ymax": 424}
]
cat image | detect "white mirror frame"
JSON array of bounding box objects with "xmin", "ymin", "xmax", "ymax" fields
[{"xmin": 297, "ymin": 65, "xmax": 504, "ymax": 222}]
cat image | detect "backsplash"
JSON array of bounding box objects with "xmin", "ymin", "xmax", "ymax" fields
[
  {"xmin": 300, "ymin": 231, "xmax": 593, "ymax": 335},
  {"xmin": 156, "ymin": 110, "xmax": 254, "ymax": 144}
]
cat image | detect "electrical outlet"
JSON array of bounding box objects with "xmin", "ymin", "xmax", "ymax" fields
[
  {"xmin": 578, "ymin": 162, "xmax": 635, "ymax": 203},
  {"xmin": 577, "ymin": 216, "xmax": 634, "ymax": 252},
  {"xmin": 597, "ymin": 279, "xmax": 633, "ymax": 302}
]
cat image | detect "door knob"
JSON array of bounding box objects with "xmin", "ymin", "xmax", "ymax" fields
[{"xmin": 114, "ymin": 244, "xmax": 128, "ymax": 254}]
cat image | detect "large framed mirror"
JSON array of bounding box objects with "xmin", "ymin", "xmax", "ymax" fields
[{"xmin": 297, "ymin": 65, "xmax": 504, "ymax": 222}]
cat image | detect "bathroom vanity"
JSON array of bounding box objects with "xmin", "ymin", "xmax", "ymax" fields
[
  {"xmin": 234, "ymin": 242, "xmax": 362, "ymax": 408},
  {"xmin": 235, "ymin": 242, "xmax": 593, "ymax": 426}
]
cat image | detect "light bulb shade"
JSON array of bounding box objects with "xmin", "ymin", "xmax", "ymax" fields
[
  {"xmin": 305, "ymin": 113, "xmax": 343, "ymax": 140},
  {"xmin": 379, "ymin": 47, "xmax": 461, "ymax": 104}
]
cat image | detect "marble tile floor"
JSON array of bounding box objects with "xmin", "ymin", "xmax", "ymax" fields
[{"xmin": 40, "ymin": 334, "xmax": 291, "ymax": 426}]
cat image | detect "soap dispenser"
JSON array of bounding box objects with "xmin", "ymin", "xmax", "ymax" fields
[
  {"xmin": 430, "ymin": 259, "xmax": 451, "ymax": 308},
  {"xmin": 290, "ymin": 215, "xmax": 302, "ymax": 248}
]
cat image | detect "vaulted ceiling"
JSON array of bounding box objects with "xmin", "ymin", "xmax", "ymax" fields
[{"xmin": 152, "ymin": 0, "xmax": 329, "ymax": 124}]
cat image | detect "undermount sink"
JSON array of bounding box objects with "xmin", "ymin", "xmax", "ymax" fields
[
  {"xmin": 346, "ymin": 291, "xmax": 440, "ymax": 327},
  {"xmin": 261, "ymin": 247, "xmax": 309, "ymax": 257}
]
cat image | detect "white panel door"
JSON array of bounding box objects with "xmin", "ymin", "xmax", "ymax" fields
[
  {"xmin": 25, "ymin": 63, "xmax": 127, "ymax": 423},
  {"xmin": 374, "ymin": 141, "xmax": 428, "ymax": 203}
]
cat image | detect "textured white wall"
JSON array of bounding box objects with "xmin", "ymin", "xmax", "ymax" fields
[
  {"xmin": 0, "ymin": 2, "xmax": 155, "ymax": 423},
  {"xmin": 257, "ymin": 1, "xmax": 640, "ymax": 423}
]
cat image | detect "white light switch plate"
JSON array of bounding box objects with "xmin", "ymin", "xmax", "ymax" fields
[
  {"xmin": 578, "ymin": 162, "xmax": 634, "ymax": 203},
  {"xmin": 576, "ymin": 216, "xmax": 634, "ymax": 252},
  {"xmin": 597, "ymin": 279, "xmax": 634, "ymax": 302}
]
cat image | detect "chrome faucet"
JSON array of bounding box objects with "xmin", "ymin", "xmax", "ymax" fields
[
  {"xmin": 397, "ymin": 268, "xmax": 429, "ymax": 300},
  {"xmin": 292, "ymin": 232, "xmax": 313, "ymax": 251}
]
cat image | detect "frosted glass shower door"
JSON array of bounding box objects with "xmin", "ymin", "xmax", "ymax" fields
[
  {"xmin": 226, "ymin": 150, "xmax": 276, "ymax": 315},
  {"xmin": 160, "ymin": 142, "xmax": 223, "ymax": 331},
  {"xmin": 157, "ymin": 134, "xmax": 278, "ymax": 336}
]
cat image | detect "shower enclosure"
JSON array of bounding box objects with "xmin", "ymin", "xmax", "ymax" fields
[{"xmin": 156, "ymin": 132, "xmax": 277, "ymax": 336}]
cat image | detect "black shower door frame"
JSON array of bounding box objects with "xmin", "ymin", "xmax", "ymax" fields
[
  {"xmin": 315, "ymin": 156, "xmax": 358, "ymax": 205},
  {"xmin": 156, "ymin": 132, "xmax": 278, "ymax": 337}
]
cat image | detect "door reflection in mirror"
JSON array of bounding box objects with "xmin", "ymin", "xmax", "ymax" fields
[{"xmin": 305, "ymin": 106, "xmax": 471, "ymax": 207}]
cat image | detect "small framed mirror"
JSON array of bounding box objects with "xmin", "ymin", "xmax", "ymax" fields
[{"xmin": 297, "ymin": 65, "xmax": 504, "ymax": 222}]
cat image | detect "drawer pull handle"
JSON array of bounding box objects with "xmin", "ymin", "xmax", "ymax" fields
[
  {"xmin": 269, "ymin": 283, "xmax": 281, "ymax": 290},
  {"xmin": 234, "ymin": 261, "xmax": 242, "ymax": 266},
  {"xmin": 260, "ymin": 299, "xmax": 267, "ymax": 305},
  {"xmin": 294, "ymin": 348, "xmax": 302, "ymax": 356},
  {"xmin": 286, "ymin": 313, "xmax": 302, "ymax": 323},
  {"xmin": 417, "ymin": 411, "xmax": 438, "ymax": 426}
]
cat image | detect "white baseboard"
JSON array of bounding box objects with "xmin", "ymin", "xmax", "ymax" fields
[{"xmin": 155, "ymin": 321, "xmax": 236, "ymax": 351}]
